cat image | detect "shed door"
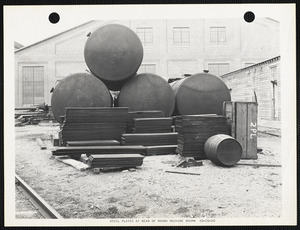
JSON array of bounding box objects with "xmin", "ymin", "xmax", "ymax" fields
[{"xmin": 22, "ymin": 66, "xmax": 44, "ymax": 105}]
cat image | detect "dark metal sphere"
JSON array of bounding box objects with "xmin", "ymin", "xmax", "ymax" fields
[
  {"xmin": 117, "ymin": 73, "xmax": 175, "ymax": 116},
  {"xmin": 51, "ymin": 73, "xmax": 112, "ymax": 123},
  {"xmin": 170, "ymin": 73, "xmax": 231, "ymax": 115},
  {"xmin": 84, "ymin": 24, "xmax": 144, "ymax": 90}
]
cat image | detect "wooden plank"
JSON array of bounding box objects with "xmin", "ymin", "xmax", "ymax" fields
[
  {"xmin": 232, "ymin": 102, "xmax": 236, "ymax": 138},
  {"xmin": 235, "ymin": 102, "xmax": 247, "ymax": 158},
  {"xmin": 223, "ymin": 101, "xmax": 233, "ymax": 136},
  {"xmin": 36, "ymin": 138, "xmax": 46, "ymax": 150},
  {"xmin": 247, "ymin": 102, "xmax": 258, "ymax": 159},
  {"xmin": 56, "ymin": 157, "xmax": 90, "ymax": 171}
]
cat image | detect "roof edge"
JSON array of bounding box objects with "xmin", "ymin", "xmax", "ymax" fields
[
  {"xmin": 221, "ymin": 56, "xmax": 280, "ymax": 77},
  {"xmin": 14, "ymin": 20, "xmax": 96, "ymax": 54}
]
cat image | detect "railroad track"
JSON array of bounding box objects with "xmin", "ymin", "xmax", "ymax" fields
[{"xmin": 15, "ymin": 174, "xmax": 63, "ymax": 219}]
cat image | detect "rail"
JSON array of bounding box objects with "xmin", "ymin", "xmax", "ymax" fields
[{"xmin": 15, "ymin": 174, "xmax": 63, "ymax": 219}]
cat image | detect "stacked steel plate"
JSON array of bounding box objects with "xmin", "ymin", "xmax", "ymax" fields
[
  {"xmin": 145, "ymin": 145, "xmax": 178, "ymax": 156},
  {"xmin": 52, "ymin": 145, "xmax": 146, "ymax": 156},
  {"xmin": 87, "ymin": 154, "xmax": 144, "ymax": 168},
  {"xmin": 121, "ymin": 133, "xmax": 178, "ymax": 146},
  {"xmin": 131, "ymin": 117, "xmax": 173, "ymax": 133},
  {"xmin": 126, "ymin": 110, "xmax": 164, "ymax": 133},
  {"xmin": 60, "ymin": 107, "xmax": 128, "ymax": 145},
  {"xmin": 175, "ymin": 115, "xmax": 229, "ymax": 159}
]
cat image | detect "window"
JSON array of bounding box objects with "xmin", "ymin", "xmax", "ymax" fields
[
  {"xmin": 22, "ymin": 66, "xmax": 44, "ymax": 105},
  {"xmin": 210, "ymin": 27, "xmax": 226, "ymax": 45},
  {"xmin": 270, "ymin": 66, "xmax": 278, "ymax": 80},
  {"xmin": 136, "ymin": 27, "xmax": 153, "ymax": 46},
  {"xmin": 137, "ymin": 64, "xmax": 156, "ymax": 74},
  {"xmin": 173, "ymin": 27, "xmax": 190, "ymax": 46},
  {"xmin": 208, "ymin": 63, "xmax": 230, "ymax": 76}
]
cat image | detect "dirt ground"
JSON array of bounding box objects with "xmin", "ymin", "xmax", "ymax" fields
[{"xmin": 14, "ymin": 123, "xmax": 282, "ymax": 219}]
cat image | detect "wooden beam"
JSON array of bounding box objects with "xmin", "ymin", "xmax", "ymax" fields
[{"xmin": 36, "ymin": 138, "xmax": 46, "ymax": 150}]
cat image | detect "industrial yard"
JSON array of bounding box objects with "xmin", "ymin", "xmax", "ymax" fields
[
  {"xmin": 13, "ymin": 20, "xmax": 284, "ymax": 222},
  {"xmin": 15, "ymin": 123, "xmax": 281, "ymax": 219}
]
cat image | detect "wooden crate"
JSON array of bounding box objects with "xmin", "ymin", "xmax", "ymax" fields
[{"xmin": 223, "ymin": 101, "xmax": 258, "ymax": 159}]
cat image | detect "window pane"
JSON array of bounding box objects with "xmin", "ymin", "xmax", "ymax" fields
[
  {"xmin": 137, "ymin": 27, "xmax": 153, "ymax": 46},
  {"xmin": 210, "ymin": 27, "xmax": 226, "ymax": 45},
  {"xmin": 173, "ymin": 27, "xmax": 190, "ymax": 46},
  {"xmin": 22, "ymin": 66, "xmax": 44, "ymax": 105},
  {"xmin": 137, "ymin": 64, "xmax": 156, "ymax": 74},
  {"xmin": 208, "ymin": 63, "xmax": 229, "ymax": 76}
]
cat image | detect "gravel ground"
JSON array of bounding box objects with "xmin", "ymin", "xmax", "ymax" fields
[{"xmin": 15, "ymin": 124, "xmax": 282, "ymax": 219}]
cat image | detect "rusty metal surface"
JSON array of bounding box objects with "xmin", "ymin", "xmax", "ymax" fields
[
  {"xmin": 84, "ymin": 24, "xmax": 143, "ymax": 90},
  {"xmin": 204, "ymin": 134, "xmax": 242, "ymax": 166},
  {"xmin": 171, "ymin": 73, "xmax": 231, "ymax": 115},
  {"xmin": 117, "ymin": 73, "xmax": 175, "ymax": 116},
  {"xmin": 51, "ymin": 73, "xmax": 112, "ymax": 123}
]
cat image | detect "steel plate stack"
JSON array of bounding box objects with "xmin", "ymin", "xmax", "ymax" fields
[
  {"xmin": 131, "ymin": 117, "xmax": 173, "ymax": 133},
  {"xmin": 87, "ymin": 154, "xmax": 144, "ymax": 168},
  {"xmin": 175, "ymin": 115, "xmax": 229, "ymax": 159},
  {"xmin": 145, "ymin": 145, "xmax": 178, "ymax": 156},
  {"xmin": 127, "ymin": 110, "xmax": 164, "ymax": 133},
  {"xmin": 52, "ymin": 145, "xmax": 146, "ymax": 156},
  {"xmin": 66, "ymin": 140, "xmax": 120, "ymax": 146},
  {"xmin": 60, "ymin": 107, "xmax": 128, "ymax": 145},
  {"xmin": 121, "ymin": 133, "xmax": 178, "ymax": 146}
]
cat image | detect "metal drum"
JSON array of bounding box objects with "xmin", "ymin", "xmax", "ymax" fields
[
  {"xmin": 204, "ymin": 134, "xmax": 242, "ymax": 167},
  {"xmin": 170, "ymin": 73, "xmax": 231, "ymax": 115},
  {"xmin": 84, "ymin": 24, "xmax": 144, "ymax": 91},
  {"xmin": 51, "ymin": 73, "xmax": 112, "ymax": 123},
  {"xmin": 117, "ymin": 73, "xmax": 175, "ymax": 116}
]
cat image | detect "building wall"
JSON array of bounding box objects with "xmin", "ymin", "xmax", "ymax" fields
[
  {"xmin": 221, "ymin": 56, "xmax": 281, "ymax": 121},
  {"xmin": 15, "ymin": 18, "xmax": 279, "ymax": 106}
]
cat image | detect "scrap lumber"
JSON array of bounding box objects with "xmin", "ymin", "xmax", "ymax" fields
[
  {"xmin": 56, "ymin": 156, "xmax": 90, "ymax": 171},
  {"xmin": 36, "ymin": 138, "xmax": 46, "ymax": 150},
  {"xmin": 165, "ymin": 170, "xmax": 201, "ymax": 176},
  {"xmin": 236, "ymin": 163, "xmax": 281, "ymax": 168}
]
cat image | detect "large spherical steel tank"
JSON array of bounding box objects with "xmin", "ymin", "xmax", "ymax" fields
[
  {"xmin": 84, "ymin": 24, "xmax": 144, "ymax": 91},
  {"xmin": 170, "ymin": 73, "xmax": 231, "ymax": 115},
  {"xmin": 51, "ymin": 73, "xmax": 112, "ymax": 123},
  {"xmin": 117, "ymin": 73, "xmax": 175, "ymax": 117}
]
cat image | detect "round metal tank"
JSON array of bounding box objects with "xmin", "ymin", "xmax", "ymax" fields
[
  {"xmin": 51, "ymin": 73, "xmax": 112, "ymax": 123},
  {"xmin": 204, "ymin": 134, "xmax": 242, "ymax": 167},
  {"xmin": 84, "ymin": 24, "xmax": 144, "ymax": 91},
  {"xmin": 117, "ymin": 73, "xmax": 175, "ymax": 116},
  {"xmin": 170, "ymin": 73, "xmax": 231, "ymax": 115}
]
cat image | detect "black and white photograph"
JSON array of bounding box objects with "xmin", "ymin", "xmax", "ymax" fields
[{"xmin": 3, "ymin": 4, "xmax": 296, "ymax": 226}]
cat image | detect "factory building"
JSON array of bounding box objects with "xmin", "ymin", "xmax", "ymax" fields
[
  {"xmin": 14, "ymin": 18, "xmax": 279, "ymax": 107},
  {"xmin": 221, "ymin": 56, "xmax": 281, "ymax": 121}
]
